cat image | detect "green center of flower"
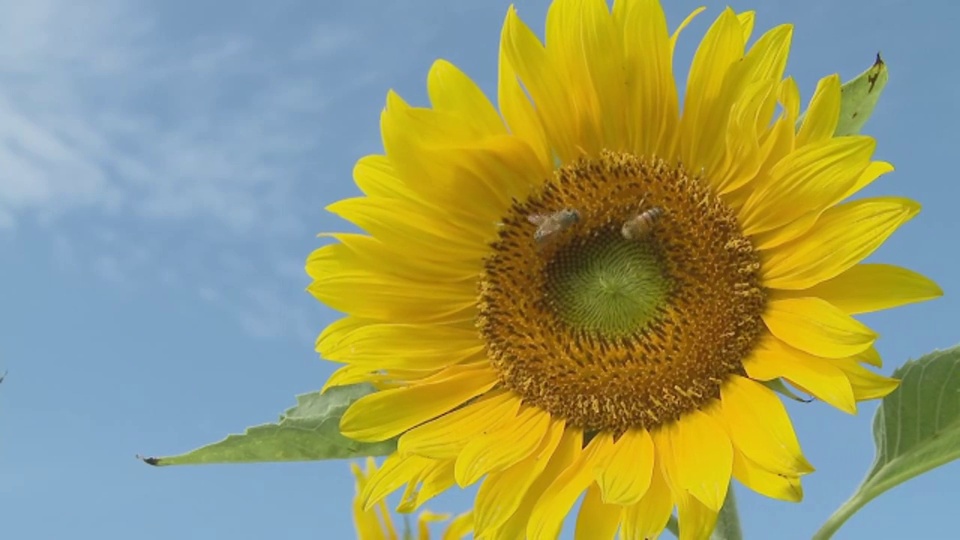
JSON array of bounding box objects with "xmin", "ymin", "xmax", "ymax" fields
[{"xmin": 544, "ymin": 231, "xmax": 671, "ymax": 337}]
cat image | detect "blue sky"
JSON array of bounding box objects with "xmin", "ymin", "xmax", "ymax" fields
[{"xmin": 1, "ymin": 0, "xmax": 958, "ymax": 538}]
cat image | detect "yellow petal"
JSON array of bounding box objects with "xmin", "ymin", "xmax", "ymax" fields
[
  {"xmin": 351, "ymin": 152, "xmax": 507, "ymax": 237},
  {"xmin": 427, "ymin": 59, "xmax": 505, "ymax": 138},
  {"xmin": 325, "ymin": 197, "xmax": 491, "ymax": 262},
  {"xmin": 732, "ymin": 450, "xmax": 803, "ymax": 502},
  {"xmin": 620, "ymin": 461, "xmax": 674, "ymax": 540},
  {"xmin": 832, "ymin": 358, "xmax": 901, "ymax": 401},
  {"xmin": 778, "ymin": 76, "xmax": 801, "ymax": 126},
  {"xmin": 680, "ymin": 9, "xmax": 745, "ymax": 172},
  {"xmin": 352, "ymin": 459, "xmax": 395, "ymax": 540},
  {"xmin": 741, "ymin": 25, "xmax": 793, "ymax": 129},
  {"xmin": 713, "ymin": 80, "xmax": 777, "ymax": 193},
  {"xmin": 731, "ymin": 77, "xmax": 799, "ymax": 204},
  {"xmin": 383, "ymin": 90, "xmax": 489, "ymax": 146},
  {"xmin": 318, "ymin": 322, "xmax": 483, "ymax": 370},
  {"xmin": 488, "ymin": 429, "xmax": 583, "ymax": 539},
  {"xmin": 654, "ymin": 426, "xmax": 718, "ymax": 540},
  {"xmin": 575, "ymin": 484, "xmax": 621, "ymax": 540},
  {"xmin": 398, "ymin": 134, "xmax": 547, "ymax": 219},
  {"xmin": 743, "ymin": 335, "xmax": 857, "ymax": 414},
  {"xmin": 653, "ymin": 421, "xmax": 722, "ymax": 540},
  {"xmin": 321, "ymin": 366, "xmax": 368, "ymax": 393},
  {"xmin": 308, "ymin": 234, "xmax": 477, "ymax": 282},
  {"xmin": 762, "ymin": 196, "xmax": 921, "ymax": 290},
  {"xmin": 442, "ymin": 512, "xmax": 475, "ymax": 540},
  {"xmin": 613, "ymin": 0, "xmax": 680, "ymax": 157},
  {"xmin": 341, "ymin": 365, "xmax": 498, "ymax": 441},
  {"xmin": 576, "ymin": 0, "xmax": 637, "ymax": 150},
  {"xmin": 379, "ymin": 95, "xmax": 497, "ymax": 217},
  {"xmin": 353, "ymin": 154, "xmax": 411, "ymax": 200},
  {"xmin": 676, "ymin": 494, "xmax": 720, "ymax": 540},
  {"xmin": 543, "ymin": 0, "xmax": 607, "ymax": 155},
  {"xmin": 785, "ymin": 263, "xmax": 943, "ymax": 315},
  {"xmin": 750, "ymin": 208, "xmax": 819, "ymax": 251},
  {"xmin": 502, "ymin": 6, "xmax": 580, "ymax": 163},
  {"xmin": 740, "ymin": 136, "xmax": 874, "ymax": 235},
  {"xmin": 381, "ymin": 93, "xmax": 541, "ymax": 220},
  {"xmin": 397, "ymin": 459, "xmax": 456, "ymax": 513},
  {"xmin": 749, "ymin": 161, "xmax": 896, "ymax": 251},
  {"xmin": 398, "ymin": 392, "xmax": 520, "ymax": 459},
  {"xmin": 670, "ymin": 7, "xmax": 707, "ymax": 52},
  {"xmin": 418, "ymin": 510, "xmax": 451, "ymax": 540},
  {"xmin": 692, "ymin": 12, "xmax": 784, "ymax": 190},
  {"xmin": 796, "ymin": 74, "xmax": 842, "ymax": 147},
  {"xmin": 594, "ymin": 429, "xmax": 655, "ymax": 505},
  {"xmin": 455, "ymin": 405, "xmax": 552, "ymax": 486},
  {"xmin": 857, "ymin": 346, "xmax": 884, "ymax": 368},
  {"xmin": 307, "ymin": 243, "xmax": 476, "ymax": 324},
  {"xmin": 527, "ymin": 436, "xmax": 602, "ymax": 540},
  {"xmin": 497, "ymin": 24, "xmax": 552, "ymax": 170},
  {"xmin": 360, "ymin": 453, "xmax": 436, "ymax": 510},
  {"xmin": 671, "ymin": 407, "xmax": 733, "ymax": 511},
  {"xmin": 710, "ymin": 25, "xmax": 793, "ymax": 192},
  {"xmin": 838, "ymin": 161, "xmax": 894, "ymax": 201},
  {"xmin": 718, "ymin": 375, "xmax": 814, "ymax": 475},
  {"xmin": 737, "ymin": 11, "xmax": 756, "ymax": 43},
  {"xmin": 763, "ymin": 296, "xmax": 877, "ymax": 358},
  {"xmin": 473, "ymin": 419, "xmax": 565, "ymax": 536}
]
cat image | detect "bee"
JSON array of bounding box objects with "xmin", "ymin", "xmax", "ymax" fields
[
  {"xmin": 528, "ymin": 208, "xmax": 581, "ymax": 247},
  {"xmin": 621, "ymin": 204, "xmax": 664, "ymax": 240}
]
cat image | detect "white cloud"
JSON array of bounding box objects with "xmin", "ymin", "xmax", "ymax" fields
[
  {"xmin": 0, "ymin": 0, "xmax": 445, "ymax": 342},
  {"xmin": 0, "ymin": 0, "xmax": 368, "ymax": 234}
]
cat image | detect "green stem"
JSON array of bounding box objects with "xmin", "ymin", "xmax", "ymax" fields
[
  {"xmin": 664, "ymin": 486, "xmax": 742, "ymax": 540},
  {"xmin": 710, "ymin": 487, "xmax": 743, "ymax": 540},
  {"xmin": 666, "ymin": 515, "xmax": 679, "ymax": 537},
  {"xmin": 811, "ymin": 492, "xmax": 870, "ymax": 540}
]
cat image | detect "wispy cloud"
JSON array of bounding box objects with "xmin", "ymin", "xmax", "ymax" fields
[{"xmin": 1, "ymin": 0, "xmax": 442, "ymax": 340}]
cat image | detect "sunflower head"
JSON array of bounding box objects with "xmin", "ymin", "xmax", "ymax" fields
[
  {"xmin": 479, "ymin": 151, "xmax": 767, "ymax": 434},
  {"xmin": 312, "ymin": 1, "xmax": 941, "ymax": 538}
]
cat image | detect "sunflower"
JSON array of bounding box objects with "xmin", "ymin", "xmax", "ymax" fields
[
  {"xmin": 310, "ymin": 1, "xmax": 942, "ymax": 538},
  {"xmin": 352, "ymin": 459, "xmax": 474, "ymax": 540}
]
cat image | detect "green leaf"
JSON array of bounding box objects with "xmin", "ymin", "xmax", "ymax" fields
[
  {"xmin": 835, "ymin": 53, "xmax": 888, "ymax": 136},
  {"xmin": 796, "ymin": 54, "xmax": 888, "ymax": 136},
  {"xmin": 139, "ymin": 384, "xmax": 396, "ymax": 466},
  {"xmin": 812, "ymin": 345, "xmax": 960, "ymax": 539}
]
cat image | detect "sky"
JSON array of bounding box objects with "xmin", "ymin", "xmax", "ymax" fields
[{"xmin": 1, "ymin": 0, "xmax": 958, "ymax": 538}]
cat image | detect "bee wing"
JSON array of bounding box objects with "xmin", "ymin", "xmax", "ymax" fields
[{"xmin": 527, "ymin": 214, "xmax": 548, "ymax": 225}]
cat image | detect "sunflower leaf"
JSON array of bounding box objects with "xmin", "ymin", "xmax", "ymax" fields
[
  {"xmin": 797, "ymin": 54, "xmax": 888, "ymax": 136},
  {"xmin": 812, "ymin": 345, "xmax": 960, "ymax": 539},
  {"xmin": 139, "ymin": 384, "xmax": 397, "ymax": 466},
  {"xmin": 834, "ymin": 53, "xmax": 888, "ymax": 136}
]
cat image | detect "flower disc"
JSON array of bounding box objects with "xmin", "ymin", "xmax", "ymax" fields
[{"xmin": 480, "ymin": 152, "xmax": 766, "ymax": 432}]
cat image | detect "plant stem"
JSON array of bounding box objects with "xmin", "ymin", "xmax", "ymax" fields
[
  {"xmin": 811, "ymin": 492, "xmax": 869, "ymax": 540},
  {"xmin": 710, "ymin": 486, "xmax": 743, "ymax": 540},
  {"xmin": 664, "ymin": 485, "xmax": 742, "ymax": 540}
]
